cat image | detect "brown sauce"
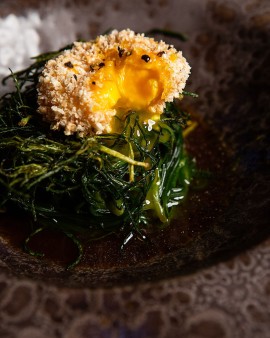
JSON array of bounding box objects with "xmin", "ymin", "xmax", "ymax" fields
[{"xmin": 0, "ymin": 120, "xmax": 234, "ymax": 272}]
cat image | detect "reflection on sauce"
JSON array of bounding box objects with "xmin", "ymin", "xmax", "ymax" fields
[{"xmin": 0, "ymin": 120, "xmax": 234, "ymax": 271}]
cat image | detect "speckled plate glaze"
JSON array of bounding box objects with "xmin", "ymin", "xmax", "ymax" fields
[{"xmin": 0, "ymin": 0, "xmax": 269, "ymax": 337}]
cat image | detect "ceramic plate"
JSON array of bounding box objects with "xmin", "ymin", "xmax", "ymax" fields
[{"xmin": 0, "ymin": 1, "xmax": 269, "ymax": 337}]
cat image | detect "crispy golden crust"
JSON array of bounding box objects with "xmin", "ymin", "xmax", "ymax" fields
[{"xmin": 38, "ymin": 29, "xmax": 190, "ymax": 136}]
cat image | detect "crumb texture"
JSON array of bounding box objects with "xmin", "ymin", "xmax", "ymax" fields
[{"xmin": 37, "ymin": 29, "xmax": 190, "ymax": 136}]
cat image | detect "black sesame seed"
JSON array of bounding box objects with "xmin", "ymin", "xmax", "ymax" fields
[
  {"xmin": 64, "ymin": 61, "xmax": 73, "ymax": 68},
  {"xmin": 157, "ymin": 51, "xmax": 165, "ymax": 57},
  {"xmin": 73, "ymin": 74, "xmax": 77, "ymax": 80},
  {"xmin": 99, "ymin": 62, "xmax": 105, "ymax": 68},
  {"xmin": 92, "ymin": 81, "xmax": 96, "ymax": 85},
  {"xmin": 118, "ymin": 46, "xmax": 125, "ymax": 57},
  {"xmin": 141, "ymin": 54, "xmax": 150, "ymax": 62}
]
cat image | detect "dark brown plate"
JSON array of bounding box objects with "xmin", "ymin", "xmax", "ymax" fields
[{"xmin": 0, "ymin": 0, "xmax": 269, "ymax": 337}]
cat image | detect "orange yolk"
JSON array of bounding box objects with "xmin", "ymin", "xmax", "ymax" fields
[{"xmin": 88, "ymin": 48, "xmax": 169, "ymax": 130}]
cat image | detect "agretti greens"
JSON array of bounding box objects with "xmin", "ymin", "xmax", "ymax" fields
[{"xmin": 0, "ymin": 44, "xmax": 197, "ymax": 268}]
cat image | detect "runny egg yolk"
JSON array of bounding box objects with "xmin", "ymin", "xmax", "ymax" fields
[{"xmin": 89, "ymin": 48, "xmax": 168, "ymax": 130}]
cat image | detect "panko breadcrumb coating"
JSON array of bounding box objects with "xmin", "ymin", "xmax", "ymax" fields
[{"xmin": 38, "ymin": 29, "xmax": 191, "ymax": 136}]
